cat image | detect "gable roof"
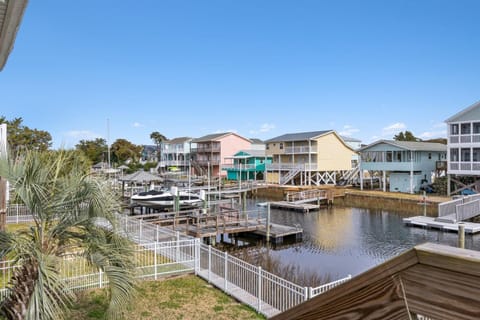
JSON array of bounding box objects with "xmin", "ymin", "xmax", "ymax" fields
[
  {"xmin": 192, "ymin": 132, "xmax": 251, "ymax": 143},
  {"xmin": 166, "ymin": 136, "xmax": 192, "ymax": 144},
  {"xmin": 445, "ymin": 100, "xmax": 480, "ymax": 123},
  {"xmin": 358, "ymin": 140, "xmax": 447, "ymax": 152},
  {"xmin": 0, "ymin": 0, "xmax": 28, "ymax": 71},
  {"xmin": 340, "ymin": 135, "xmax": 361, "ymax": 143},
  {"xmin": 266, "ymin": 130, "xmax": 333, "ymax": 143},
  {"xmin": 249, "ymin": 138, "xmax": 264, "ymax": 144},
  {"xmin": 233, "ymin": 149, "xmax": 268, "ymax": 158}
]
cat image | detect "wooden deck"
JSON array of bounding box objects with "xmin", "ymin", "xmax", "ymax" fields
[
  {"xmin": 270, "ymin": 201, "xmax": 322, "ymax": 213},
  {"xmin": 403, "ymin": 216, "xmax": 480, "ymax": 234}
]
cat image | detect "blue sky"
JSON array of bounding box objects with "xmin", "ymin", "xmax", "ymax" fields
[{"xmin": 1, "ymin": 0, "xmax": 479, "ymax": 148}]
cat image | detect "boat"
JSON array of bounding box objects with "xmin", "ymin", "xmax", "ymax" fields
[{"xmin": 131, "ymin": 189, "xmax": 204, "ymax": 209}]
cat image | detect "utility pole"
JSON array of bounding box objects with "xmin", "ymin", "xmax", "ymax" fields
[{"xmin": 0, "ymin": 123, "xmax": 7, "ymax": 232}]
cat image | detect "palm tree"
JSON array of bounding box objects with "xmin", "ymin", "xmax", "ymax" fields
[
  {"xmin": 0, "ymin": 150, "xmax": 135, "ymax": 320},
  {"xmin": 149, "ymin": 131, "xmax": 167, "ymax": 163}
]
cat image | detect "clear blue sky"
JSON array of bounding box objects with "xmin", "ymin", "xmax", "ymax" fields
[{"xmin": 1, "ymin": 0, "xmax": 479, "ymax": 148}]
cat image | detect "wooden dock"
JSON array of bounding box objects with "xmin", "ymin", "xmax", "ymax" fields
[
  {"xmin": 269, "ymin": 189, "xmax": 334, "ymax": 213},
  {"xmin": 131, "ymin": 208, "xmax": 303, "ymax": 243},
  {"xmin": 403, "ymin": 216, "xmax": 480, "ymax": 234}
]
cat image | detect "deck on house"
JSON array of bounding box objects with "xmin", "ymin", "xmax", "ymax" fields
[{"xmin": 403, "ymin": 216, "xmax": 480, "ymax": 234}]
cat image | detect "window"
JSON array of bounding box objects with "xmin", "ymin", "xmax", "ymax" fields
[
  {"xmin": 451, "ymin": 124, "xmax": 459, "ymax": 135},
  {"xmin": 474, "ymin": 148, "xmax": 480, "ymax": 162},
  {"xmin": 386, "ymin": 151, "xmax": 393, "ymax": 162},
  {"xmin": 461, "ymin": 123, "xmax": 471, "ymax": 134},
  {"xmin": 461, "ymin": 148, "xmax": 471, "ymax": 162},
  {"xmin": 428, "ymin": 153, "xmax": 432, "ymax": 159},
  {"xmin": 450, "ymin": 148, "xmax": 459, "ymax": 162},
  {"xmin": 279, "ymin": 143, "xmax": 284, "ymax": 150},
  {"xmin": 396, "ymin": 152, "xmax": 402, "ymax": 162},
  {"xmin": 266, "ymin": 144, "xmax": 270, "ymax": 150},
  {"xmin": 473, "ymin": 123, "xmax": 480, "ymax": 134}
]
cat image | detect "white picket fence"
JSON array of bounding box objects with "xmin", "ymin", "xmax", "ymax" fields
[{"xmin": 3, "ymin": 210, "xmax": 352, "ymax": 318}]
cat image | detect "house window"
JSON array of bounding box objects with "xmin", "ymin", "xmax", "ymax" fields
[
  {"xmin": 428, "ymin": 153, "xmax": 432, "ymax": 159},
  {"xmin": 461, "ymin": 123, "xmax": 471, "ymax": 134},
  {"xmin": 266, "ymin": 144, "xmax": 270, "ymax": 150},
  {"xmin": 474, "ymin": 123, "xmax": 480, "ymax": 134},
  {"xmin": 461, "ymin": 148, "xmax": 471, "ymax": 162},
  {"xmin": 450, "ymin": 148, "xmax": 459, "ymax": 161},
  {"xmin": 451, "ymin": 124, "xmax": 459, "ymax": 135},
  {"xmin": 280, "ymin": 143, "xmax": 284, "ymax": 150},
  {"xmin": 396, "ymin": 152, "xmax": 402, "ymax": 162},
  {"xmin": 474, "ymin": 148, "xmax": 480, "ymax": 162},
  {"xmin": 386, "ymin": 151, "xmax": 393, "ymax": 162}
]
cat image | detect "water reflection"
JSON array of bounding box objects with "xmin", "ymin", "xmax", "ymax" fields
[{"xmin": 245, "ymin": 199, "xmax": 480, "ymax": 278}]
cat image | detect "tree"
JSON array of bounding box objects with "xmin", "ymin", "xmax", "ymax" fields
[
  {"xmin": 111, "ymin": 139, "xmax": 143, "ymax": 164},
  {"xmin": 75, "ymin": 138, "xmax": 107, "ymax": 165},
  {"xmin": 150, "ymin": 132, "xmax": 167, "ymax": 161},
  {"xmin": 393, "ymin": 130, "xmax": 420, "ymax": 142},
  {"xmin": 0, "ymin": 150, "xmax": 135, "ymax": 320},
  {"xmin": 0, "ymin": 117, "xmax": 52, "ymax": 154}
]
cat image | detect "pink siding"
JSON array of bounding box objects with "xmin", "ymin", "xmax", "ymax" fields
[{"xmin": 217, "ymin": 134, "xmax": 251, "ymax": 176}]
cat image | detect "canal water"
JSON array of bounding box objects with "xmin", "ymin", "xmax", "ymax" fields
[{"xmin": 240, "ymin": 198, "xmax": 480, "ymax": 279}]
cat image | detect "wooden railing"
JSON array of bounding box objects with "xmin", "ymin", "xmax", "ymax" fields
[{"xmin": 272, "ymin": 243, "xmax": 480, "ymax": 320}]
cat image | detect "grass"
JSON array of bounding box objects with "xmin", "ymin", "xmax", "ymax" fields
[{"xmin": 70, "ymin": 274, "xmax": 266, "ymax": 320}]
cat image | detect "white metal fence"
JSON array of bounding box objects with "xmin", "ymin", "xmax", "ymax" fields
[
  {"xmin": 6, "ymin": 203, "xmax": 35, "ymax": 223},
  {"xmin": 3, "ymin": 211, "xmax": 351, "ymax": 318}
]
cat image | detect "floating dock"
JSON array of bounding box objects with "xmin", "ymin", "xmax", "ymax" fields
[
  {"xmin": 269, "ymin": 189, "xmax": 334, "ymax": 213},
  {"xmin": 403, "ymin": 216, "xmax": 480, "ymax": 234}
]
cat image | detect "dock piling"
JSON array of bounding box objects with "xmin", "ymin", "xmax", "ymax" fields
[{"xmin": 458, "ymin": 223, "xmax": 465, "ymax": 249}]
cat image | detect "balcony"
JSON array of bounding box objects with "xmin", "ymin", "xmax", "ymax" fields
[
  {"xmin": 449, "ymin": 161, "xmax": 480, "ymax": 175},
  {"xmin": 449, "ymin": 134, "xmax": 480, "ymax": 144},
  {"xmin": 191, "ymin": 144, "xmax": 221, "ymax": 153},
  {"xmin": 284, "ymin": 146, "xmax": 317, "ymax": 154},
  {"xmin": 194, "ymin": 159, "xmax": 221, "ymax": 166},
  {"xmin": 221, "ymin": 164, "xmax": 258, "ymax": 171},
  {"xmin": 266, "ymin": 163, "xmax": 318, "ymax": 171}
]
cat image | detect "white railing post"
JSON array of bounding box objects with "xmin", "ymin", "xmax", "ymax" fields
[
  {"xmin": 308, "ymin": 287, "xmax": 313, "ymax": 300},
  {"xmin": 304, "ymin": 286, "xmax": 309, "ymax": 301},
  {"xmin": 176, "ymin": 231, "xmax": 180, "ymax": 262},
  {"xmin": 257, "ymin": 266, "xmax": 262, "ymax": 312},
  {"xmin": 16, "ymin": 204, "xmax": 19, "ymax": 223},
  {"xmin": 208, "ymin": 245, "xmax": 212, "ymax": 283},
  {"xmin": 224, "ymin": 251, "xmax": 228, "ymax": 292},
  {"xmin": 156, "ymin": 225, "xmax": 159, "ymax": 242},
  {"xmin": 154, "ymin": 242, "xmax": 158, "ymax": 280},
  {"xmin": 139, "ymin": 219, "xmax": 143, "ymax": 240},
  {"xmin": 194, "ymin": 239, "xmax": 200, "ymax": 275},
  {"xmin": 99, "ymin": 269, "xmax": 103, "ymax": 288}
]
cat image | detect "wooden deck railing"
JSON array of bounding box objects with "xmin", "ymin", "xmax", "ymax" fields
[{"xmin": 271, "ymin": 243, "xmax": 480, "ymax": 320}]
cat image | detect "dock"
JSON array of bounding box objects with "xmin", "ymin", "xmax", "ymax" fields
[
  {"xmin": 130, "ymin": 207, "xmax": 303, "ymax": 244},
  {"xmin": 269, "ymin": 189, "xmax": 334, "ymax": 213},
  {"xmin": 403, "ymin": 216, "xmax": 480, "ymax": 234}
]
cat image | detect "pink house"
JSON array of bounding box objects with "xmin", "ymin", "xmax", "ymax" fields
[{"xmin": 191, "ymin": 132, "xmax": 252, "ymax": 177}]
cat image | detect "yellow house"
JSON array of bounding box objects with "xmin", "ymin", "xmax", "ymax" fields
[{"xmin": 265, "ymin": 130, "xmax": 358, "ymax": 185}]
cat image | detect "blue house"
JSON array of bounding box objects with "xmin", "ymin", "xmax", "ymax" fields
[
  {"xmin": 222, "ymin": 150, "xmax": 272, "ymax": 181},
  {"xmin": 359, "ymin": 140, "xmax": 447, "ymax": 193}
]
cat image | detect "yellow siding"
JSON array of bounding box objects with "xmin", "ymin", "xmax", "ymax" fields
[
  {"xmin": 265, "ymin": 142, "xmax": 284, "ymax": 156},
  {"xmin": 315, "ymin": 133, "xmax": 356, "ymax": 170},
  {"xmin": 266, "ymin": 172, "xmax": 279, "ymax": 184}
]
